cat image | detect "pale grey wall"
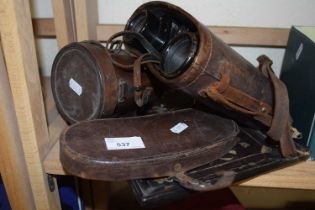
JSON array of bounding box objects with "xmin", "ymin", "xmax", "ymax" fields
[
  {"xmin": 99, "ymin": 0, "xmax": 315, "ymax": 27},
  {"xmin": 31, "ymin": 0, "xmax": 57, "ymax": 76}
]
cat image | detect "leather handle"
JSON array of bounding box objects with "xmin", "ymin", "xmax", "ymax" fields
[
  {"xmin": 199, "ymin": 63, "xmax": 273, "ymax": 126},
  {"xmin": 200, "ymin": 88, "xmax": 265, "ymax": 116},
  {"xmin": 133, "ymin": 53, "xmax": 160, "ymax": 107},
  {"xmin": 174, "ymin": 171, "xmax": 235, "ymax": 192}
]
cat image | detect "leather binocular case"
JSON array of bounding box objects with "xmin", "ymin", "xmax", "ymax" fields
[
  {"xmin": 51, "ymin": 41, "xmax": 153, "ymax": 124},
  {"xmin": 123, "ymin": 1, "xmax": 298, "ymax": 157}
]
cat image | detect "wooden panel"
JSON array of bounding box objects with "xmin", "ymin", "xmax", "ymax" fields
[
  {"xmin": 74, "ymin": 0, "xmax": 98, "ymax": 41},
  {"xmin": 210, "ymin": 26, "xmax": 289, "ymax": 47},
  {"xmin": 96, "ymin": 24, "xmax": 123, "ymax": 42},
  {"xmin": 44, "ymin": 139, "xmax": 68, "ymax": 175},
  {"xmin": 0, "ymin": 0, "xmax": 61, "ymax": 209},
  {"xmin": 52, "ymin": 0, "xmax": 76, "ymax": 48},
  {"xmin": 231, "ymin": 186, "xmax": 315, "ymax": 209},
  {"xmin": 33, "ymin": 18, "xmax": 56, "ymax": 38},
  {"xmin": 48, "ymin": 115, "xmax": 68, "ymax": 148},
  {"xmin": 42, "ymin": 79, "xmax": 59, "ymax": 125},
  {"xmin": 0, "ymin": 40, "xmax": 35, "ymax": 210},
  {"xmin": 41, "ymin": 77, "xmax": 67, "ymax": 146},
  {"xmin": 31, "ymin": 18, "xmax": 289, "ymax": 47},
  {"xmin": 96, "ymin": 24, "xmax": 290, "ymax": 47},
  {"xmin": 237, "ymin": 161, "xmax": 315, "ymax": 190},
  {"xmin": 42, "ymin": 78, "xmax": 67, "ymax": 174}
]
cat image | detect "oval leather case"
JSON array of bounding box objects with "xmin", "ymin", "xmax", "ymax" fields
[{"xmin": 60, "ymin": 109, "xmax": 239, "ymax": 180}]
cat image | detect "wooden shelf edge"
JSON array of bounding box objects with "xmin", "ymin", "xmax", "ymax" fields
[
  {"xmin": 33, "ymin": 18, "xmax": 56, "ymax": 38},
  {"xmin": 237, "ymin": 160, "xmax": 315, "ymax": 190}
]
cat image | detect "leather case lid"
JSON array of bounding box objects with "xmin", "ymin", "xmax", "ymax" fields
[
  {"xmin": 60, "ymin": 109, "xmax": 239, "ymax": 180},
  {"xmin": 129, "ymin": 127, "xmax": 308, "ymax": 208}
]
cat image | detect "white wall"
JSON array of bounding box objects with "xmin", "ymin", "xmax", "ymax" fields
[
  {"xmin": 99, "ymin": 0, "xmax": 315, "ymax": 27},
  {"xmin": 31, "ymin": 0, "xmax": 58, "ymax": 76},
  {"xmin": 35, "ymin": 39, "xmax": 59, "ymax": 76},
  {"xmin": 31, "ymin": 0, "xmax": 53, "ymax": 18},
  {"xmin": 32, "ymin": 0, "xmax": 315, "ymax": 76}
]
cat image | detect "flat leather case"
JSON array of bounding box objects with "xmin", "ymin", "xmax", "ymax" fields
[
  {"xmin": 60, "ymin": 109, "xmax": 239, "ymax": 180},
  {"xmin": 129, "ymin": 127, "xmax": 308, "ymax": 208}
]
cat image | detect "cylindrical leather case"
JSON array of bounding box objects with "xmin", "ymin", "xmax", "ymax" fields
[
  {"xmin": 124, "ymin": 1, "xmax": 297, "ymax": 157},
  {"xmin": 51, "ymin": 41, "xmax": 152, "ymax": 124}
]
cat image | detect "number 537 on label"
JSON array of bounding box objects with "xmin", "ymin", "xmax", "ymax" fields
[{"xmin": 105, "ymin": 136, "xmax": 145, "ymax": 150}]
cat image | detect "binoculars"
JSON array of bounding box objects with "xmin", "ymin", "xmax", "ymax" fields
[
  {"xmin": 51, "ymin": 1, "xmax": 306, "ymax": 196},
  {"xmin": 52, "ymin": 1, "xmax": 297, "ymax": 157}
]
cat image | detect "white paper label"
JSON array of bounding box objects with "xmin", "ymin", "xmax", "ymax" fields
[
  {"xmin": 170, "ymin": 122, "xmax": 188, "ymax": 134},
  {"xmin": 104, "ymin": 136, "xmax": 145, "ymax": 150},
  {"xmin": 69, "ymin": 78, "xmax": 82, "ymax": 96},
  {"xmin": 295, "ymin": 43, "xmax": 303, "ymax": 60}
]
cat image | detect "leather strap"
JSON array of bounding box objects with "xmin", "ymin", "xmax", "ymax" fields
[
  {"xmin": 213, "ymin": 64, "xmax": 273, "ymax": 115},
  {"xmin": 106, "ymin": 31, "xmax": 161, "ymax": 58},
  {"xmin": 133, "ymin": 53, "xmax": 160, "ymax": 107},
  {"xmin": 257, "ymin": 55, "xmax": 297, "ymax": 157},
  {"xmin": 106, "ymin": 31, "xmax": 161, "ymax": 70},
  {"xmin": 105, "ymin": 31, "xmax": 161, "ymax": 107},
  {"xmin": 110, "ymin": 57, "xmax": 135, "ymax": 70},
  {"xmin": 199, "ymin": 63, "xmax": 273, "ymax": 126},
  {"xmin": 200, "ymin": 56, "xmax": 297, "ymax": 157}
]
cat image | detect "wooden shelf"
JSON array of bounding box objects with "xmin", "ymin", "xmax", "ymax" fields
[
  {"xmin": 238, "ymin": 160, "xmax": 315, "ymax": 190},
  {"xmin": 96, "ymin": 24, "xmax": 289, "ymax": 47},
  {"xmin": 32, "ymin": 18, "xmax": 290, "ymax": 47}
]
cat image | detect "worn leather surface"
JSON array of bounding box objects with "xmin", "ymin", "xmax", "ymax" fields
[
  {"xmin": 51, "ymin": 42, "xmax": 152, "ymax": 124},
  {"xmin": 60, "ymin": 108, "xmax": 239, "ymax": 180}
]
